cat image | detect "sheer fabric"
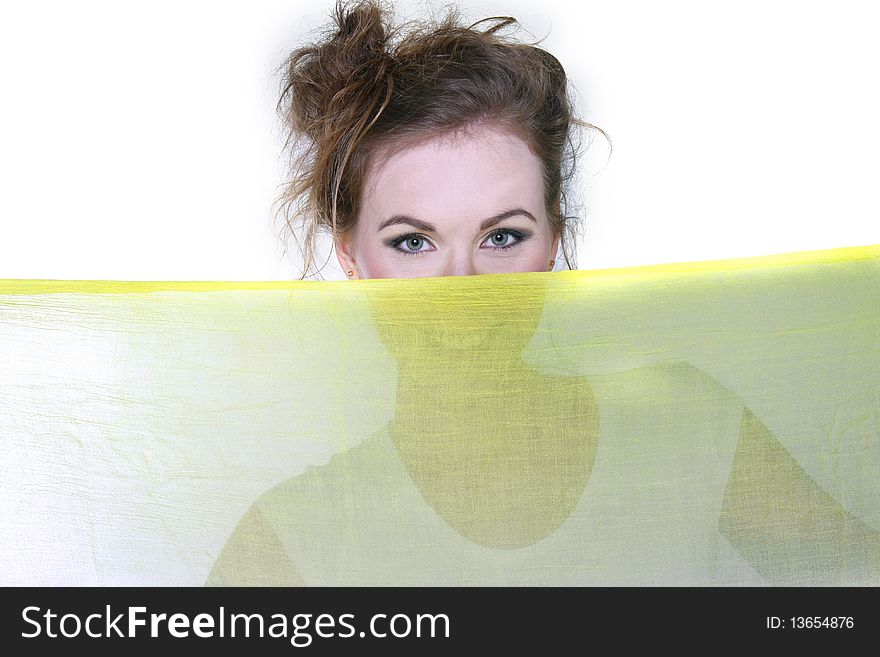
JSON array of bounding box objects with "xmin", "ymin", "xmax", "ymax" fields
[{"xmin": 1, "ymin": 244, "xmax": 878, "ymax": 585}]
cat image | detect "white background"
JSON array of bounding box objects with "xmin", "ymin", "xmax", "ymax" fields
[{"xmin": 0, "ymin": 0, "xmax": 877, "ymax": 280}]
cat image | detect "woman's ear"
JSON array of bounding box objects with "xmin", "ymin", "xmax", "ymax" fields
[
  {"xmin": 551, "ymin": 202, "xmax": 562, "ymax": 260},
  {"xmin": 335, "ymin": 235, "xmax": 359, "ymax": 279},
  {"xmin": 551, "ymin": 232, "xmax": 560, "ymax": 258}
]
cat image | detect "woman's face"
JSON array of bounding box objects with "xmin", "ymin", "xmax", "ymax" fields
[{"xmin": 335, "ymin": 124, "xmax": 560, "ymax": 279}]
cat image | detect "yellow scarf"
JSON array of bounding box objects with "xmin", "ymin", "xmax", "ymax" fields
[{"xmin": 2, "ymin": 243, "xmax": 877, "ymax": 585}]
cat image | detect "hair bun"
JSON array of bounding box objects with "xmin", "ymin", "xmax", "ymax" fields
[
  {"xmin": 332, "ymin": 0, "xmax": 396, "ymax": 87},
  {"xmin": 281, "ymin": 1, "xmax": 395, "ymax": 137},
  {"xmin": 336, "ymin": 0, "xmax": 388, "ymax": 56}
]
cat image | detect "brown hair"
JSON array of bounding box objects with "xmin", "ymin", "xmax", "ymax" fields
[{"xmin": 275, "ymin": 0, "xmax": 605, "ymax": 280}]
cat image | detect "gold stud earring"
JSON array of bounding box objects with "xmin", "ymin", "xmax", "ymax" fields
[
  {"xmin": 548, "ymin": 259, "xmax": 555, "ymax": 271},
  {"xmin": 347, "ymin": 270, "xmax": 354, "ymax": 278}
]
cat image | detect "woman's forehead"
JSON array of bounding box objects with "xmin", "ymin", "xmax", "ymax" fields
[{"xmin": 360, "ymin": 125, "xmax": 545, "ymax": 227}]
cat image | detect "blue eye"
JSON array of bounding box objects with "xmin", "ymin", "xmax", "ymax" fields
[
  {"xmin": 391, "ymin": 234, "xmax": 432, "ymax": 256},
  {"xmin": 388, "ymin": 229, "xmax": 528, "ymax": 256},
  {"xmin": 485, "ymin": 230, "xmax": 521, "ymax": 250}
]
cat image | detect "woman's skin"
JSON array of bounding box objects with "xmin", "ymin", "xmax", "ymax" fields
[{"xmin": 334, "ymin": 123, "xmax": 559, "ymax": 279}]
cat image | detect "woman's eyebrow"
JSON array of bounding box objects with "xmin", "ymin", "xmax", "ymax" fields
[{"xmin": 377, "ymin": 208, "xmax": 537, "ymax": 233}]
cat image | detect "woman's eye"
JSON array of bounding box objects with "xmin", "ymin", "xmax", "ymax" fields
[
  {"xmin": 485, "ymin": 230, "xmax": 516, "ymax": 249},
  {"xmin": 392, "ymin": 234, "xmax": 432, "ymax": 255},
  {"xmin": 483, "ymin": 229, "xmax": 527, "ymax": 251}
]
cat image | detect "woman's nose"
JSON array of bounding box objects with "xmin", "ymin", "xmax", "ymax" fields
[{"xmin": 440, "ymin": 253, "xmax": 478, "ymax": 277}]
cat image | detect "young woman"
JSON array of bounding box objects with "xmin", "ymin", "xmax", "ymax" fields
[{"xmin": 207, "ymin": 0, "xmax": 879, "ymax": 585}]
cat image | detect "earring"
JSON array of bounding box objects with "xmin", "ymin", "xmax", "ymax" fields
[
  {"xmin": 347, "ymin": 270, "xmax": 354, "ymax": 278},
  {"xmin": 547, "ymin": 259, "xmax": 555, "ymax": 271}
]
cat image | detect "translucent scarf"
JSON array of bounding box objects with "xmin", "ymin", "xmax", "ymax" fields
[{"xmin": 1, "ymin": 244, "xmax": 877, "ymax": 585}]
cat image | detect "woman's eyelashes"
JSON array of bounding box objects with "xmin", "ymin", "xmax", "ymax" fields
[{"xmin": 387, "ymin": 229, "xmax": 531, "ymax": 256}]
